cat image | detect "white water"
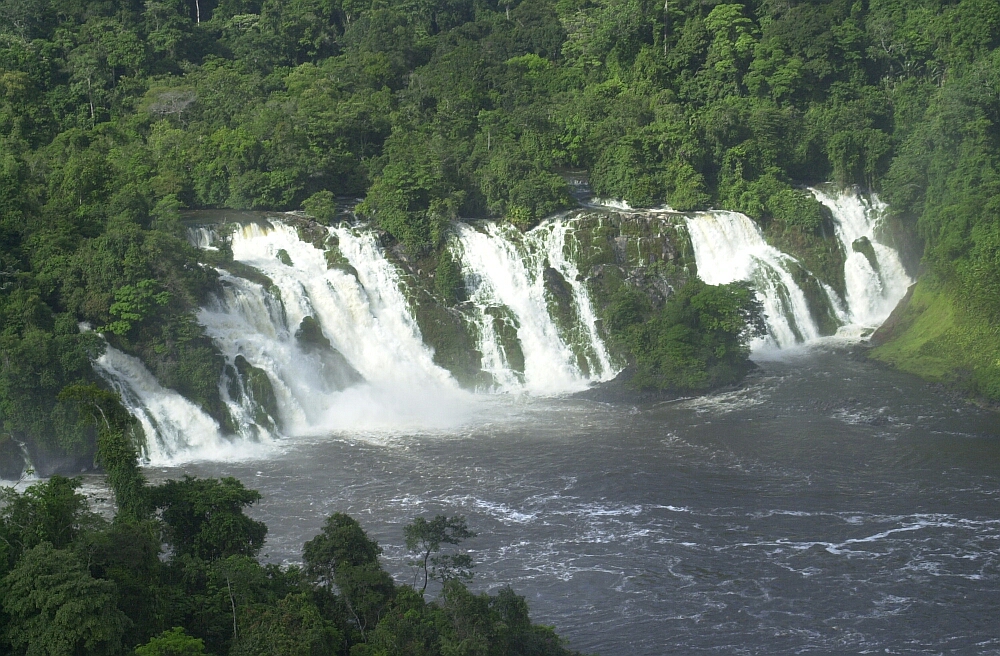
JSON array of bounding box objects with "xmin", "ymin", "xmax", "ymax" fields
[
  {"xmin": 685, "ymin": 211, "xmax": 822, "ymax": 349},
  {"xmin": 215, "ymin": 222, "xmax": 471, "ymax": 432},
  {"xmin": 98, "ymin": 193, "xmax": 910, "ymax": 454},
  {"xmin": 525, "ymin": 218, "xmax": 615, "ymax": 381},
  {"xmin": 92, "ymin": 345, "xmax": 256, "ymax": 465},
  {"xmin": 452, "ymin": 221, "xmax": 616, "ymax": 394},
  {"xmin": 810, "ymin": 188, "xmax": 912, "ymax": 330},
  {"xmin": 187, "ymin": 226, "xmax": 218, "ymax": 251},
  {"xmin": 198, "ymin": 271, "xmax": 317, "ymax": 434}
]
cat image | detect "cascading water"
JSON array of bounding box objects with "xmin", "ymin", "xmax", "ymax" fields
[
  {"xmin": 92, "ymin": 344, "xmax": 251, "ymax": 464},
  {"xmin": 683, "ymin": 188, "xmax": 912, "ymax": 350},
  {"xmin": 208, "ymin": 222, "xmax": 471, "ymax": 432},
  {"xmin": 525, "ymin": 218, "xmax": 615, "ymax": 381},
  {"xmin": 685, "ymin": 211, "xmax": 824, "ymax": 349},
  {"xmin": 187, "ymin": 226, "xmax": 218, "ymax": 251},
  {"xmin": 810, "ymin": 187, "xmax": 912, "ymax": 331},
  {"xmin": 452, "ymin": 220, "xmax": 617, "ymax": 394},
  {"xmin": 96, "ymin": 188, "xmax": 911, "ymax": 455}
]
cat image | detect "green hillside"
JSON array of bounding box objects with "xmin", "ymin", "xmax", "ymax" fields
[{"xmin": 0, "ymin": 0, "xmax": 998, "ymax": 470}]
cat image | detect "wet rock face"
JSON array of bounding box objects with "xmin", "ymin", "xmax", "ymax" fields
[
  {"xmin": 22, "ymin": 438, "xmax": 94, "ymax": 478},
  {"xmin": 567, "ymin": 211, "xmax": 692, "ymax": 336},
  {"xmin": 0, "ymin": 436, "xmax": 26, "ymax": 479}
]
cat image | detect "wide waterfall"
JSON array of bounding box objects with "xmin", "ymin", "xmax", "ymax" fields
[{"xmin": 94, "ymin": 187, "xmax": 911, "ymax": 458}]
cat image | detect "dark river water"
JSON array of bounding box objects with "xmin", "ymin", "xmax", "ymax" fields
[{"xmin": 150, "ymin": 347, "xmax": 1000, "ymax": 655}]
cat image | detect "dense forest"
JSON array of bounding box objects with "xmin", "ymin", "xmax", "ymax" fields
[{"xmin": 0, "ymin": 0, "xmax": 998, "ymax": 638}]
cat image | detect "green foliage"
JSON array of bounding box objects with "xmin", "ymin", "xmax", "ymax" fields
[
  {"xmin": 607, "ymin": 279, "xmax": 767, "ymax": 391},
  {"xmin": 403, "ymin": 514, "xmax": 476, "ymax": 593},
  {"xmin": 301, "ymin": 190, "xmax": 339, "ymax": 225},
  {"xmin": 58, "ymin": 383, "xmax": 149, "ymax": 521},
  {"xmin": 149, "ymin": 476, "xmax": 267, "ymax": 561},
  {"xmin": 0, "ymin": 470, "xmax": 580, "ymax": 656},
  {"xmin": 1, "ymin": 542, "xmax": 128, "ymax": 656},
  {"xmin": 0, "ymin": 476, "xmax": 95, "ymax": 567},
  {"xmin": 303, "ymin": 512, "xmax": 395, "ymax": 640},
  {"xmin": 100, "ymin": 280, "xmax": 172, "ymax": 336},
  {"xmin": 135, "ymin": 627, "xmax": 208, "ymax": 656},
  {"xmin": 434, "ymin": 249, "xmax": 465, "ymax": 306},
  {"xmin": 231, "ymin": 593, "xmax": 344, "ymax": 656}
]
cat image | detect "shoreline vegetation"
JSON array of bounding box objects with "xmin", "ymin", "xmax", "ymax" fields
[
  {"xmin": 0, "ymin": 442, "xmax": 587, "ymax": 655},
  {"xmin": 0, "ymin": 0, "xmax": 996, "ymax": 469}
]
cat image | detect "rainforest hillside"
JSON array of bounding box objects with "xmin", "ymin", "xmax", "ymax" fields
[{"xmin": 1, "ymin": 0, "xmax": 999, "ymax": 472}]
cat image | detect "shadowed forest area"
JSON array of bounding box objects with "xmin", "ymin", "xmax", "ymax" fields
[{"xmin": 1, "ymin": 421, "xmax": 584, "ymax": 655}]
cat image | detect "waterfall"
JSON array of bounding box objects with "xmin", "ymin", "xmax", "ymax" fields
[
  {"xmin": 226, "ymin": 223, "xmax": 455, "ymax": 390},
  {"xmin": 96, "ymin": 192, "xmax": 911, "ymax": 456},
  {"xmin": 92, "ymin": 345, "xmax": 255, "ymax": 465},
  {"xmin": 525, "ymin": 218, "xmax": 615, "ymax": 381},
  {"xmin": 452, "ymin": 220, "xmax": 617, "ymax": 394},
  {"xmin": 685, "ymin": 211, "xmax": 824, "ymax": 349},
  {"xmin": 207, "ymin": 222, "xmax": 470, "ymax": 432},
  {"xmin": 197, "ymin": 271, "xmax": 322, "ymax": 435},
  {"xmin": 187, "ymin": 226, "xmax": 218, "ymax": 251},
  {"xmin": 810, "ymin": 187, "xmax": 912, "ymax": 331},
  {"xmin": 684, "ymin": 190, "xmax": 911, "ymax": 351}
]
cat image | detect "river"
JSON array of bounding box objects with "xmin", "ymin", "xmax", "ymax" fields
[{"xmin": 148, "ymin": 345, "xmax": 1000, "ymax": 655}]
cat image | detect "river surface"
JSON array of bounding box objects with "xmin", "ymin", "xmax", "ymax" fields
[{"xmin": 148, "ymin": 346, "xmax": 1000, "ymax": 655}]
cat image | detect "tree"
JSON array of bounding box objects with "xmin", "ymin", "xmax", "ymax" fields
[
  {"xmin": 135, "ymin": 627, "xmax": 208, "ymax": 656},
  {"xmin": 230, "ymin": 593, "xmax": 344, "ymax": 656},
  {"xmin": 0, "ymin": 476, "xmax": 96, "ymax": 569},
  {"xmin": 1, "ymin": 543, "xmax": 128, "ymax": 656},
  {"xmin": 302, "ymin": 513, "xmax": 395, "ymax": 641},
  {"xmin": 608, "ymin": 280, "xmax": 768, "ymax": 391},
  {"xmin": 403, "ymin": 514, "xmax": 476, "ymax": 594},
  {"xmin": 149, "ymin": 476, "xmax": 267, "ymax": 561},
  {"xmin": 57, "ymin": 384, "xmax": 149, "ymax": 523}
]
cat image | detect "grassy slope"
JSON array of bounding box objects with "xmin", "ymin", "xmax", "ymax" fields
[{"xmin": 871, "ymin": 280, "xmax": 1000, "ymax": 402}]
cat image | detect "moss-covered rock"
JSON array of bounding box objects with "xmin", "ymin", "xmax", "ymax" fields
[
  {"xmin": 295, "ymin": 316, "xmax": 332, "ymax": 351},
  {"xmin": 435, "ymin": 250, "xmax": 466, "ymax": 306},
  {"xmin": 852, "ymin": 236, "xmax": 879, "ymax": 272},
  {"xmin": 764, "ymin": 211, "xmax": 847, "ymax": 299},
  {"xmin": 484, "ymin": 305, "xmax": 525, "ymax": 378},
  {"xmin": 287, "ymin": 216, "xmax": 330, "ymax": 250},
  {"xmin": 232, "ymin": 356, "xmax": 280, "ymax": 431},
  {"xmin": 784, "ymin": 260, "xmax": 841, "ymax": 337},
  {"xmin": 542, "ymin": 265, "xmax": 577, "ymax": 335},
  {"xmin": 294, "ymin": 317, "xmax": 363, "ymax": 391},
  {"xmin": 0, "ymin": 435, "xmax": 27, "ymax": 479},
  {"xmin": 411, "ymin": 298, "xmax": 486, "ymax": 388},
  {"xmin": 378, "ymin": 233, "xmax": 486, "ymax": 388}
]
